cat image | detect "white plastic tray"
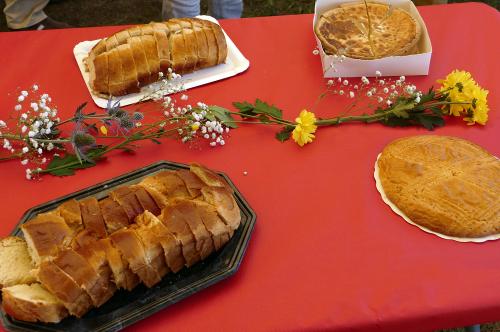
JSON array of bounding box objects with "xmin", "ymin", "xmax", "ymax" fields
[{"xmin": 73, "ymin": 16, "xmax": 250, "ymax": 108}]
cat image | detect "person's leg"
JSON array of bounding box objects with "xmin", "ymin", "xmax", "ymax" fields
[
  {"xmin": 4, "ymin": 0, "xmax": 49, "ymax": 30},
  {"xmin": 162, "ymin": 0, "xmax": 200, "ymax": 19},
  {"xmin": 208, "ymin": 0, "xmax": 243, "ymax": 19}
]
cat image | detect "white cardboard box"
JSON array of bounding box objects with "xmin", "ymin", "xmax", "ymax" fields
[{"xmin": 314, "ymin": 0, "xmax": 432, "ymax": 77}]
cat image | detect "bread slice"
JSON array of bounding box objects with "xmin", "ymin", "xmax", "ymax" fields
[
  {"xmin": 52, "ymin": 249, "xmax": 114, "ymax": 307},
  {"xmin": 80, "ymin": 197, "xmax": 107, "ymax": 238},
  {"xmin": 165, "ymin": 21, "xmax": 186, "ymax": 74},
  {"xmin": 170, "ymin": 19, "xmax": 198, "ymax": 73},
  {"xmin": 107, "ymin": 47, "xmax": 128, "ymax": 96},
  {"xmin": 88, "ymin": 52, "xmax": 109, "ymax": 96},
  {"xmin": 2, "ymin": 283, "xmax": 68, "ymax": 323},
  {"xmin": 151, "ymin": 22, "xmax": 171, "ymax": 72},
  {"xmin": 115, "ymin": 28, "xmax": 131, "ymax": 44},
  {"xmin": 116, "ymin": 43, "xmax": 140, "ymax": 94},
  {"xmin": 22, "ymin": 211, "xmax": 73, "ymax": 265},
  {"xmin": 96, "ymin": 238, "xmax": 139, "ymax": 291},
  {"xmin": 172, "ymin": 200, "xmax": 215, "ymax": 260},
  {"xmin": 140, "ymin": 170, "xmax": 190, "ymax": 200},
  {"xmin": 99, "ymin": 197, "xmax": 130, "ymax": 234},
  {"xmin": 200, "ymin": 22, "xmax": 219, "ymax": 67},
  {"xmin": 190, "ymin": 163, "xmax": 232, "ymax": 191},
  {"xmin": 159, "ymin": 206, "xmax": 200, "ymax": 267},
  {"xmin": 134, "ymin": 184, "xmax": 169, "ymax": 210},
  {"xmin": 140, "ymin": 35, "xmax": 161, "ymax": 84},
  {"xmin": 0, "ymin": 237, "xmax": 36, "ymax": 289},
  {"xmin": 37, "ymin": 260, "xmax": 93, "ymax": 317},
  {"xmin": 57, "ymin": 199, "xmax": 84, "ymax": 233},
  {"xmin": 176, "ymin": 169, "xmax": 204, "ymax": 198},
  {"xmin": 105, "ymin": 35, "xmax": 119, "ymax": 52},
  {"xmin": 187, "ymin": 18, "xmax": 211, "ymax": 69},
  {"xmin": 110, "ymin": 228, "xmax": 162, "ymax": 288},
  {"xmin": 133, "ymin": 186, "xmax": 161, "ymax": 216},
  {"xmin": 193, "ymin": 200, "xmax": 231, "ymax": 251},
  {"xmin": 201, "ymin": 187, "xmax": 241, "ymax": 232},
  {"xmin": 128, "ymin": 36, "xmax": 153, "ymax": 86},
  {"xmin": 208, "ymin": 21, "xmax": 227, "ymax": 64},
  {"xmin": 133, "ymin": 212, "xmax": 170, "ymax": 278},
  {"xmin": 109, "ymin": 186, "xmax": 145, "ymax": 223},
  {"xmin": 135, "ymin": 211, "xmax": 185, "ymax": 273}
]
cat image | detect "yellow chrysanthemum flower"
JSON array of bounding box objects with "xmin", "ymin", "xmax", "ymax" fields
[
  {"xmin": 438, "ymin": 70, "xmax": 477, "ymax": 116},
  {"xmin": 292, "ymin": 110, "xmax": 317, "ymax": 147},
  {"xmin": 464, "ymin": 86, "xmax": 489, "ymax": 125}
]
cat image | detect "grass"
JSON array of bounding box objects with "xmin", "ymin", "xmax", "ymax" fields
[{"xmin": 0, "ymin": 0, "xmax": 499, "ymax": 329}]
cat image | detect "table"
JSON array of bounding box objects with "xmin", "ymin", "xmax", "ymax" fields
[{"xmin": 0, "ymin": 3, "xmax": 499, "ymax": 331}]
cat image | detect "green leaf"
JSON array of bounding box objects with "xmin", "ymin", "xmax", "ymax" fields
[
  {"xmin": 416, "ymin": 114, "xmax": 445, "ymax": 130},
  {"xmin": 232, "ymin": 101, "xmax": 255, "ymax": 114},
  {"xmin": 391, "ymin": 101, "xmax": 415, "ymax": 118},
  {"xmin": 151, "ymin": 138, "xmax": 162, "ymax": 144},
  {"xmin": 254, "ymin": 99, "xmax": 283, "ymax": 119},
  {"xmin": 209, "ymin": 106, "xmax": 238, "ymax": 128},
  {"xmin": 45, "ymin": 147, "xmax": 105, "ymax": 176},
  {"xmin": 275, "ymin": 125, "xmax": 294, "ymax": 142}
]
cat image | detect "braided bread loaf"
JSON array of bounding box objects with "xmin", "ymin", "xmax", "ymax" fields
[
  {"xmin": 85, "ymin": 18, "xmax": 228, "ymax": 97},
  {"xmin": 1, "ymin": 164, "xmax": 240, "ymax": 322}
]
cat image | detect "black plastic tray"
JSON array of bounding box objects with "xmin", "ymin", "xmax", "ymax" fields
[{"xmin": 0, "ymin": 161, "xmax": 256, "ymax": 332}]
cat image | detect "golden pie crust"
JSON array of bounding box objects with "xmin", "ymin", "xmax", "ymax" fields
[
  {"xmin": 315, "ymin": 2, "xmax": 421, "ymax": 59},
  {"xmin": 377, "ymin": 135, "xmax": 500, "ymax": 238}
]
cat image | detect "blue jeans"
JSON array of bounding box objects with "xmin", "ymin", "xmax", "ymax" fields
[{"xmin": 162, "ymin": 0, "xmax": 243, "ymax": 19}]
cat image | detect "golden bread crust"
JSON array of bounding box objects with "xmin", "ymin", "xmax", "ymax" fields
[
  {"xmin": 315, "ymin": 2, "xmax": 421, "ymax": 59},
  {"xmin": 378, "ymin": 135, "xmax": 500, "ymax": 237}
]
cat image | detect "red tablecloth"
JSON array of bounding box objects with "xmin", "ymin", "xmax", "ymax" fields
[{"xmin": 0, "ymin": 3, "xmax": 499, "ymax": 331}]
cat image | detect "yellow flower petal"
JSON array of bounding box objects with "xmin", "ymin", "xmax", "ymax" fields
[
  {"xmin": 292, "ymin": 110, "xmax": 317, "ymax": 147},
  {"xmin": 99, "ymin": 125, "xmax": 108, "ymax": 135}
]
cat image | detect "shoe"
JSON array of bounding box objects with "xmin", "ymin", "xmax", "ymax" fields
[{"xmin": 9, "ymin": 16, "xmax": 73, "ymax": 31}]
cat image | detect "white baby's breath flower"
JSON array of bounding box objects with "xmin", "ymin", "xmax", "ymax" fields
[
  {"xmin": 377, "ymin": 97, "xmax": 383, "ymax": 103},
  {"xmin": 367, "ymin": 91, "xmax": 373, "ymax": 97},
  {"xmin": 14, "ymin": 104, "xmax": 22, "ymax": 111},
  {"xmin": 400, "ymin": 76, "xmax": 406, "ymax": 82},
  {"xmin": 349, "ymin": 91, "xmax": 355, "ymax": 98},
  {"xmin": 327, "ymin": 79, "xmax": 334, "ymax": 86},
  {"xmin": 379, "ymin": 80, "xmax": 385, "ymax": 86},
  {"xmin": 28, "ymin": 131, "xmax": 35, "ymax": 138},
  {"xmin": 0, "ymin": 120, "xmax": 6, "ymax": 128},
  {"xmin": 21, "ymin": 90, "xmax": 28, "ymax": 97},
  {"xmin": 21, "ymin": 113, "xmax": 28, "ymax": 120},
  {"xmin": 17, "ymin": 95, "xmax": 25, "ymax": 102},
  {"xmin": 391, "ymin": 85, "xmax": 396, "ymax": 90},
  {"xmin": 41, "ymin": 158, "xmax": 47, "ymax": 164},
  {"xmin": 37, "ymin": 148, "xmax": 43, "ymax": 154},
  {"xmin": 22, "ymin": 146, "xmax": 29, "ymax": 153},
  {"xmin": 219, "ymin": 139, "xmax": 225, "ymax": 146},
  {"xmin": 361, "ymin": 76, "xmax": 369, "ymax": 84},
  {"xmin": 47, "ymin": 143, "xmax": 54, "ymax": 151},
  {"xmin": 32, "ymin": 84, "xmax": 39, "ymax": 91},
  {"xmin": 339, "ymin": 90, "xmax": 344, "ymax": 96},
  {"xmin": 342, "ymin": 80, "xmax": 349, "ymax": 86},
  {"xmin": 21, "ymin": 125, "xmax": 27, "ymax": 133},
  {"xmin": 375, "ymin": 70, "xmax": 382, "ymax": 77},
  {"xmin": 21, "ymin": 159, "xmax": 28, "ymax": 165},
  {"xmin": 387, "ymin": 100, "xmax": 392, "ymax": 106},
  {"xmin": 209, "ymin": 142, "xmax": 216, "ymax": 147},
  {"xmin": 225, "ymin": 127, "xmax": 230, "ymax": 133},
  {"xmin": 203, "ymin": 134, "xmax": 210, "ymax": 139},
  {"xmin": 312, "ymin": 49, "xmax": 320, "ymax": 55},
  {"xmin": 180, "ymin": 94, "xmax": 188, "ymax": 101},
  {"xmin": 415, "ymin": 96, "xmax": 421, "ymax": 103},
  {"xmin": 383, "ymin": 88, "xmax": 389, "ymax": 94}
]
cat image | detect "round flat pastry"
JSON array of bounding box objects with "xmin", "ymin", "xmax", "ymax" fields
[
  {"xmin": 315, "ymin": 2, "xmax": 421, "ymax": 59},
  {"xmin": 376, "ymin": 135, "xmax": 500, "ymax": 240}
]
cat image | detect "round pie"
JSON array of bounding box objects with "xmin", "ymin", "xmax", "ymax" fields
[
  {"xmin": 376, "ymin": 135, "xmax": 500, "ymax": 238},
  {"xmin": 315, "ymin": 2, "xmax": 421, "ymax": 59}
]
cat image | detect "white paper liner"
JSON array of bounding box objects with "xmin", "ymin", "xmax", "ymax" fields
[
  {"xmin": 374, "ymin": 153, "xmax": 500, "ymax": 243},
  {"xmin": 73, "ymin": 15, "xmax": 250, "ymax": 108}
]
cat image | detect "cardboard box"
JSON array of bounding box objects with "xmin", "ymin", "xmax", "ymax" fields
[{"xmin": 314, "ymin": 0, "xmax": 432, "ymax": 77}]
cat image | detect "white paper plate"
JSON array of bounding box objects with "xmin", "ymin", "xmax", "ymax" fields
[
  {"xmin": 374, "ymin": 153, "xmax": 500, "ymax": 243},
  {"xmin": 73, "ymin": 16, "xmax": 250, "ymax": 108}
]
